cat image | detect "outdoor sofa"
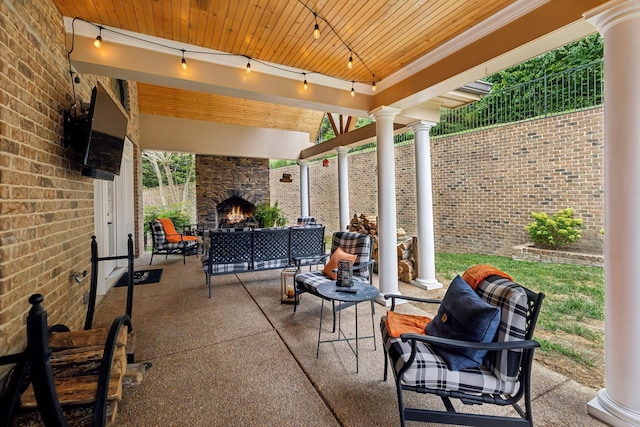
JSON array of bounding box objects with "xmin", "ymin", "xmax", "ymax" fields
[{"xmin": 202, "ymin": 224, "xmax": 325, "ymax": 297}]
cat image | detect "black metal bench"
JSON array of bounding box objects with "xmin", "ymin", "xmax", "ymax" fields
[{"xmin": 202, "ymin": 225, "xmax": 325, "ymax": 297}]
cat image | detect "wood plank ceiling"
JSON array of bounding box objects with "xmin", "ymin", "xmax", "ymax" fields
[
  {"xmin": 56, "ymin": 0, "xmax": 516, "ymax": 84},
  {"xmin": 54, "ymin": 0, "xmax": 517, "ymax": 139},
  {"xmin": 137, "ymin": 83, "xmax": 325, "ymax": 136}
]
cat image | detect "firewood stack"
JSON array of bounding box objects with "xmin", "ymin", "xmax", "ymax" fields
[
  {"xmin": 397, "ymin": 236, "xmax": 418, "ymax": 283},
  {"xmin": 349, "ymin": 214, "xmax": 379, "ymax": 270},
  {"xmin": 348, "ymin": 214, "xmax": 418, "ymax": 282},
  {"xmin": 14, "ymin": 327, "xmax": 147, "ymax": 426}
]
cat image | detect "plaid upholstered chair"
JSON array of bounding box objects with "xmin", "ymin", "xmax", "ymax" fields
[
  {"xmin": 381, "ymin": 267, "xmax": 544, "ymax": 427},
  {"xmin": 293, "ymin": 231, "xmax": 373, "ymax": 311},
  {"xmin": 149, "ymin": 218, "xmax": 199, "ymax": 265}
]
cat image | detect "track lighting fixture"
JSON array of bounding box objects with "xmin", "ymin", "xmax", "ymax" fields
[
  {"xmin": 93, "ymin": 27, "xmax": 103, "ymax": 48},
  {"xmin": 181, "ymin": 50, "xmax": 187, "ymax": 70}
]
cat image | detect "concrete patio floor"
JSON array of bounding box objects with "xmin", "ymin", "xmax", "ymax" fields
[{"xmin": 92, "ymin": 252, "xmax": 609, "ymax": 426}]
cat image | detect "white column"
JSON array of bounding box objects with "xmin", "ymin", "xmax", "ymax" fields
[
  {"xmin": 337, "ymin": 147, "xmax": 350, "ymax": 231},
  {"xmin": 408, "ymin": 121, "xmax": 443, "ymax": 291},
  {"xmin": 586, "ymin": 2, "xmax": 640, "ymax": 426},
  {"xmin": 370, "ymin": 106, "xmax": 401, "ymax": 305},
  {"xmin": 298, "ymin": 159, "xmax": 309, "ymax": 218}
]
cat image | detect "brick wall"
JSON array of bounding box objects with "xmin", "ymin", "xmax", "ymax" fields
[
  {"xmin": 271, "ymin": 108, "xmax": 604, "ymax": 256},
  {"xmin": 195, "ymin": 156, "xmax": 270, "ymax": 228},
  {"xmin": 0, "ymin": 0, "xmax": 142, "ymax": 365}
]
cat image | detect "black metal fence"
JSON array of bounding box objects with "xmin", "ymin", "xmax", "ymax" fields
[{"xmin": 431, "ymin": 60, "xmax": 604, "ymax": 137}]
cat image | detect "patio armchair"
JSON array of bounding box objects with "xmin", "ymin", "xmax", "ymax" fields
[
  {"xmin": 381, "ymin": 265, "xmax": 545, "ymax": 427},
  {"xmin": 293, "ymin": 231, "xmax": 373, "ymax": 311},
  {"xmin": 149, "ymin": 218, "xmax": 199, "ymax": 265}
]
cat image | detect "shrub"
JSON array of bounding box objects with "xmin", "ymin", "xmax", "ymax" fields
[
  {"xmin": 525, "ymin": 208, "xmax": 583, "ymax": 250},
  {"xmin": 143, "ymin": 205, "xmax": 192, "ymax": 234}
]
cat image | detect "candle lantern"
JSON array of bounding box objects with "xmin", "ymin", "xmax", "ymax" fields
[{"xmin": 336, "ymin": 259, "xmax": 354, "ymax": 287}]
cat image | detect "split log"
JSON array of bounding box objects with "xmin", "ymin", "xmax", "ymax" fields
[
  {"xmin": 398, "ymin": 259, "xmax": 416, "ymax": 283},
  {"xmin": 397, "ymin": 237, "xmax": 414, "ymax": 260}
]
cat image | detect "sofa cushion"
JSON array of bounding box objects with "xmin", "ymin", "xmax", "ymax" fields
[{"xmin": 425, "ymin": 275, "xmax": 501, "ymax": 371}]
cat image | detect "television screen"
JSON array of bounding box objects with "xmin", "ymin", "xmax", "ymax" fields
[{"xmin": 83, "ymin": 85, "xmax": 128, "ymax": 176}]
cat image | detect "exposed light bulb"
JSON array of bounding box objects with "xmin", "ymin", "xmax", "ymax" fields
[
  {"xmin": 313, "ymin": 13, "xmax": 320, "ymax": 40},
  {"xmin": 246, "ymin": 61, "xmax": 251, "ymax": 73},
  {"xmin": 371, "ymin": 80, "xmax": 377, "ymax": 92},
  {"xmin": 303, "ymin": 75, "xmax": 308, "ymax": 90},
  {"xmin": 350, "ymin": 82, "xmax": 355, "ymax": 97},
  {"xmin": 93, "ymin": 35, "xmax": 102, "ymax": 48},
  {"xmin": 347, "ymin": 54, "xmax": 353, "ymax": 70},
  {"xmin": 181, "ymin": 50, "xmax": 187, "ymax": 70}
]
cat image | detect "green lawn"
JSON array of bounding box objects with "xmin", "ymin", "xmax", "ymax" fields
[{"xmin": 434, "ymin": 253, "xmax": 605, "ymax": 370}]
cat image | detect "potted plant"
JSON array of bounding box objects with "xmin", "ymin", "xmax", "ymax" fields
[{"xmin": 253, "ymin": 201, "xmax": 287, "ymax": 228}]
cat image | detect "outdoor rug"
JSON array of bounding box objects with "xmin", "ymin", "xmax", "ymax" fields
[{"xmin": 115, "ymin": 269, "xmax": 163, "ymax": 287}]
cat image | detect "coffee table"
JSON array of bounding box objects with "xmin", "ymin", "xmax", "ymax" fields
[{"xmin": 315, "ymin": 281, "xmax": 378, "ymax": 373}]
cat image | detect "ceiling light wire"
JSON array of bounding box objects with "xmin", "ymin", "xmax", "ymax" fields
[{"xmin": 69, "ymin": 17, "xmax": 380, "ymax": 95}]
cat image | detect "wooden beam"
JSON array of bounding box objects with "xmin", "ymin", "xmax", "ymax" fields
[
  {"xmin": 300, "ymin": 122, "xmax": 405, "ymax": 160},
  {"xmin": 327, "ymin": 113, "xmax": 339, "ymax": 137}
]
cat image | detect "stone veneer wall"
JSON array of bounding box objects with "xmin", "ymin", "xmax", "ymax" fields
[
  {"xmin": 196, "ymin": 156, "xmax": 270, "ymax": 228},
  {"xmin": 271, "ymin": 107, "xmax": 604, "ymax": 256},
  {"xmin": 0, "ymin": 0, "xmax": 143, "ymax": 370}
]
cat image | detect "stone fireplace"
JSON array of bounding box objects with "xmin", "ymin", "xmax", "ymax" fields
[{"xmin": 196, "ymin": 156, "xmax": 270, "ymax": 229}]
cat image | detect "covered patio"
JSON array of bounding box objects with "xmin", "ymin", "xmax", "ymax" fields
[
  {"xmin": 91, "ymin": 254, "xmax": 605, "ymax": 426},
  {"xmin": 3, "ymin": 0, "xmax": 640, "ymax": 425}
]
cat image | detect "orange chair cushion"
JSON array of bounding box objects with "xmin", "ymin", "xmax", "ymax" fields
[
  {"xmin": 322, "ymin": 247, "xmax": 357, "ymax": 280},
  {"xmin": 385, "ymin": 310, "xmax": 431, "ymax": 338},
  {"xmin": 158, "ymin": 218, "xmax": 198, "ymax": 243}
]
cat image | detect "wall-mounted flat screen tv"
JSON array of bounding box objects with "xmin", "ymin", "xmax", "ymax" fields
[{"xmin": 82, "ymin": 84, "xmax": 128, "ymax": 176}]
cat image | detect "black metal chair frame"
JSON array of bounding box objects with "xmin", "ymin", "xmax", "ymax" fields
[
  {"xmin": 383, "ymin": 286, "xmax": 545, "ymax": 427},
  {"xmin": 149, "ymin": 220, "xmax": 199, "ymax": 265}
]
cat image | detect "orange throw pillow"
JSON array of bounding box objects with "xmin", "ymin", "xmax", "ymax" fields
[{"xmin": 322, "ymin": 247, "xmax": 357, "ymax": 280}]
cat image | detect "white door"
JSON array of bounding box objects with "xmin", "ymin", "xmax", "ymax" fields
[{"xmin": 94, "ymin": 138, "xmax": 135, "ymax": 295}]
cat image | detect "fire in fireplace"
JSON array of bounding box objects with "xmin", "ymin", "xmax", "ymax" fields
[{"xmin": 216, "ymin": 196, "xmax": 257, "ymax": 228}]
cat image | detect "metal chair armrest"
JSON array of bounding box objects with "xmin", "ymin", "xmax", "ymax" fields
[
  {"xmin": 384, "ymin": 293, "xmax": 442, "ymax": 311},
  {"xmin": 400, "ymin": 332, "xmax": 541, "ymax": 351}
]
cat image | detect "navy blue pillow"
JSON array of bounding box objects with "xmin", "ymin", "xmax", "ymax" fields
[{"xmin": 424, "ymin": 275, "xmax": 501, "ymax": 370}]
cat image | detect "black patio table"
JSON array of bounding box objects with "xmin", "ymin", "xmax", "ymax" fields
[{"xmin": 315, "ymin": 281, "xmax": 378, "ymax": 373}]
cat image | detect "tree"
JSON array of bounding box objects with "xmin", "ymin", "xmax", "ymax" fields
[{"xmin": 142, "ymin": 151, "xmax": 195, "ymax": 213}]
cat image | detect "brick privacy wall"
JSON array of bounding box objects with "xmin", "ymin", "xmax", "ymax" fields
[
  {"xmin": 0, "ymin": 0, "xmax": 142, "ymax": 360},
  {"xmin": 271, "ymin": 108, "xmax": 604, "ymax": 256},
  {"xmin": 195, "ymin": 156, "xmax": 270, "ymax": 228}
]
